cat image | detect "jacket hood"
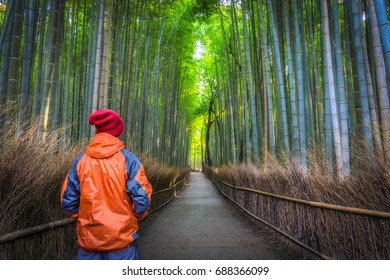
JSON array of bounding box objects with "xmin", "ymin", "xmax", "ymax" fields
[{"xmin": 86, "ymin": 132, "xmax": 124, "ymax": 159}]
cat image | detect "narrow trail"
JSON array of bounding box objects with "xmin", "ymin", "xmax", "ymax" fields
[{"xmin": 138, "ymin": 172, "xmax": 304, "ymax": 260}]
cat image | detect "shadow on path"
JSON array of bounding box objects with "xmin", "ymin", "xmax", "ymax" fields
[{"xmin": 138, "ymin": 172, "xmax": 304, "ymax": 260}]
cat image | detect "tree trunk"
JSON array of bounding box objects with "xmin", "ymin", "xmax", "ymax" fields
[
  {"xmin": 242, "ymin": 0, "xmax": 259, "ymax": 165},
  {"xmin": 331, "ymin": 0, "xmax": 350, "ymax": 174},
  {"xmin": 293, "ymin": 0, "xmax": 307, "ymax": 168},
  {"xmin": 350, "ymin": 0, "xmax": 374, "ymax": 158},
  {"xmin": 6, "ymin": 0, "xmax": 24, "ymax": 119},
  {"xmin": 19, "ymin": 0, "xmax": 37, "ymax": 125},
  {"xmin": 99, "ymin": 0, "xmax": 112, "ymax": 110},
  {"xmin": 368, "ymin": 0, "xmax": 390, "ymax": 164},
  {"xmin": 268, "ymin": 0, "xmax": 290, "ymax": 158},
  {"xmin": 374, "ymin": 0, "xmax": 390, "ymax": 96},
  {"xmin": 283, "ymin": 0, "xmax": 300, "ymax": 159},
  {"xmin": 259, "ymin": 0, "xmax": 275, "ymax": 157},
  {"xmin": 322, "ymin": 0, "xmax": 344, "ymax": 177},
  {"xmin": 91, "ymin": 0, "xmax": 105, "ymax": 114},
  {"xmin": 41, "ymin": 0, "xmax": 60, "ymax": 132},
  {"xmin": 0, "ymin": 1, "xmax": 15, "ymax": 126}
]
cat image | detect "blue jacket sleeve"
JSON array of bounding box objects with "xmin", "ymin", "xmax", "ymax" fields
[
  {"xmin": 60, "ymin": 153, "xmax": 84, "ymax": 218},
  {"xmin": 121, "ymin": 150, "xmax": 152, "ymax": 219}
]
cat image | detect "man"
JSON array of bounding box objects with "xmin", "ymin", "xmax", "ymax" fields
[{"xmin": 61, "ymin": 109, "xmax": 152, "ymax": 260}]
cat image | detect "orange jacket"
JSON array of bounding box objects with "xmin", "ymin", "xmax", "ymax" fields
[{"xmin": 61, "ymin": 133, "xmax": 152, "ymax": 252}]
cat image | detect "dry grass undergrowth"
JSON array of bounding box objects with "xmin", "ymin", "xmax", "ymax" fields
[
  {"xmin": 0, "ymin": 119, "xmax": 189, "ymax": 259},
  {"xmin": 205, "ymin": 152, "xmax": 390, "ymax": 259}
]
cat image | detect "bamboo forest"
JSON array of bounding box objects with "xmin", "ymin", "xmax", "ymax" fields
[{"xmin": 1, "ymin": 0, "xmax": 390, "ymax": 261}]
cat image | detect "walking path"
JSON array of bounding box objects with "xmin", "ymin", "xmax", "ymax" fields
[{"xmin": 138, "ymin": 172, "xmax": 303, "ymax": 259}]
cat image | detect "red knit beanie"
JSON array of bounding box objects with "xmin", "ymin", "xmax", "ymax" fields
[{"xmin": 88, "ymin": 109, "xmax": 124, "ymax": 137}]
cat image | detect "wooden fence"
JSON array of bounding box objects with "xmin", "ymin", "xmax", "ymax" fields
[{"xmin": 204, "ymin": 168, "xmax": 390, "ymax": 260}]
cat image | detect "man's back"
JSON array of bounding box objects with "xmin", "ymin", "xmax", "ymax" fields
[{"xmin": 61, "ymin": 109, "xmax": 152, "ymax": 259}]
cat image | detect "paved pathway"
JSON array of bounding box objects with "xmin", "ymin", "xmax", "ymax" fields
[{"xmin": 138, "ymin": 172, "xmax": 303, "ymax": 260}]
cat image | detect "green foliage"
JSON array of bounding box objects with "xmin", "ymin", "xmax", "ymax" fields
[
  {"xmin": 0, "ymin": 2, "xmax": 5, "ymax": 20},
  {"xmin": 191, "ymin": 0, "xmax": 220, "ymax": 20}
]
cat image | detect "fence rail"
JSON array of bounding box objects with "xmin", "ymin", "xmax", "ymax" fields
[
  {"xmin": 0, "ymin": 177, "xmax": 187, "ymax": 245},
  {"xmin": 144, "ymin": 178, "xmax": 187, "ymax": 217},
  {"xmin": 0, "ymin": 218, "xmax": 75, "ymax": 244}
]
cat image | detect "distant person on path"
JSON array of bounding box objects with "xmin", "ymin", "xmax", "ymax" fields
[{"xmin": 61, "ymin": 109, "xmax": 152, "ymax": 260}]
